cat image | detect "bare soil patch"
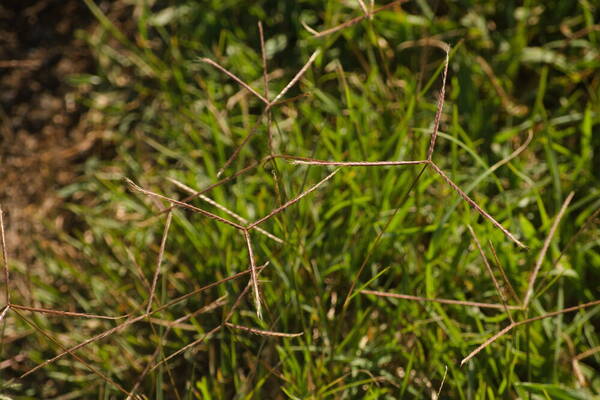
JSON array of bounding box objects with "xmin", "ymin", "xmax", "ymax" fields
[{"xmin": 0, "ymin": 0, "xmax": 99, "ymax": 264}]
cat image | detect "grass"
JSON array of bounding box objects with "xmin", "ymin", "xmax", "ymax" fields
[{"xmin": 1, "ymin": 0, "xmax": 600, "ymax": 398}]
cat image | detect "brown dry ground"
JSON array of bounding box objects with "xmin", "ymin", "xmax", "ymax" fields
[{"xmin": 0, "ymin": 0, "xmax": 101, "ymax": 268}]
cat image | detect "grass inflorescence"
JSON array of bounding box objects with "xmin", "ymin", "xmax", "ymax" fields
[{"xmin": 1, "ymin": 1, "xmax": 599, "ymax": 398}]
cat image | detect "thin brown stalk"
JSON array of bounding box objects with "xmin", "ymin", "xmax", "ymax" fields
[
  {"xmin": 200, "ymin": 57, "xmax": 269, "ymax": 105},
  {"xmin": 146, "ymin": 210, "xmax": 173, "ymax": 313},
  {"xmin": 534, "ymin": 206, "xmax": 600, "ymax": 298},
  {"xmin": 270, "ymin": 92, "xmax": 311, "ymax": 107},
  {"xmin": 0, "ymin": 207, "xmax": 9, "ymax": 305},
  {"xmin": 254, "ymin": 357, "xmax": 292, "ymax": 385},
  {"xmin": 126, "ymin": 248, "xmax": 151, "ymax": 291},
  {"xmin": 468, "ymin": 225, "xmax": 514, "ymax": 322},
  {"xmin": 462, "ymin": 324, "xmax": 513, "ymax": 366},
  {"xmin": 312, "ymin": 0, "xmax": 407, "ymax": 38},
  {"xmin": 523, "ymin": 191, "xmax": 574, "ymax": 308},
  {"xmin": 288, "ymin": 157, "xmax": 428, "ymax": 167},
  {"xmin": 258, "ymin": 21, "xmax": 275, "ymax": 156},
  {"xmin": 175, "ymin": 296, "xmax": 229, "ymax": 325},
  {"xmin": 488, "ymin": 129, "xmax": 533, "ymax": 172},
  {"xmin": 126, "ymin": 178, "xmax": 244, "ymax": 230},
  {"xmin": 20, "ymin": 312, "xmax": 149, "ymax": 379},
  {"xmin": 128, "ymin": 296, "xmax": 228, "ymax": 397},
  {"xmin": 223, "ymin": 271, "xmax": 258, "ymax": 324},
  {"xmin": 357, "ymin": 0, "xmax": 369, "ymax": 17},
  {"xmin": 9, "ymin": 304, "xmax": 128, "ymax": 320},
  {"xmin": 0, "ymin": 304, "xmax": 9, "ymax": 322},
  {"xmin": 20, "ymin": 266, "xmax": 261, "ymax": 378},
  {"xmin": 243, "ymin": 229, "xmax": 262, "ymax": 319},
  {"xmin": 160, "ymin": 159, "xmax": 262, "ymax": 214},
  {"xmin": 575, "ymin": 345, "xmax": 600, "ymax": 361},
  {"xmin": 434, "ymin": 366, "xmax": 448, "ymax": 400},
  {"xmin": 159, "ymin": 264, "xmax": 265, "ymax": 313},
  {"xmin": 226, "ymin": 69, "xmax": 284, "ymax": 109},
  {"xmin": 550, "ymin": 206, "xmax": 600, "ymax": 271},
  {"xmin": 13, "ymin": 309, "xmax": 131, "ymax": 396},
  {"xmin": 569, "ymin": 24, "xmax": 600, "ymax": 40},
  {"xmin": 461, "ymin": 299, "xmax": 600, "ymax": 366},
  {"xmin": 428, "ymin": 161, "xmax": 526, "ymax": 248},
  {"xmin": 145, "ymin": 318, "xmax": 192, "ymax": 331},
  {"xmin": 206, "ymin": 36, "xmax": 321, "ymax": 176},
  {"xmin": 154, "ymin": 325, "xmax": 222, "ymax": 370},
  {"xmin": 398, "ymin": 37, "xmax": 453, "ymax": 52},
  {"xmin": 130, "ymin": 296, "xmax": 227, "ymax": 394},
  {"xmin": 426, "ymin": 44, "xmax": 450, "ymax": 160},
  {"xmin": 488, "ymin": 240, "xmax": 521, "ymax": 306},
  {"xmin": 225, "ymin": 322, "xmax": 303, "ymax": 337},
  {"xmin": 300, "ymin": 19, "xmax": 320, "ymax": 35},
  {"xmin": 217, "ymin": 110, "xmax": 269, "ymax": 177},
  {"xmin": 563, "ymin": 335, "xmax": 586, "ymax": 386},
  {"xmin": 247, "ymin": 168, "xmax": 339, "ymax": 230},
  {"xmin": 561, "ymin": 23, "xmax": 600, "ymax": 40},
  {"xmin": 150, "ymin": 264, "xmax": 268, "ymax": 372},
  {"xmin": 217, "ymin": 45, "xmax": 316, "ymax": 177},
  {"xmin": 0, "ymin": 356, "xmax": 25, "ymax": 372},
  {"xmin": 168, "ymin": 178, "xmax": 283, "ymax": 243},
  {"xmin": 361, "ymin": 289, "xmax": 521, "ymax": 310},
  {"xmin": 271, "ymin": 49, "xmax": 320, "ymax": 104}
]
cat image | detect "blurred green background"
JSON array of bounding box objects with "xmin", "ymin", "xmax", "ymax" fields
[{"xmin": 2, "ymin": 0, "xmax": 599, "ymax": 398}]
